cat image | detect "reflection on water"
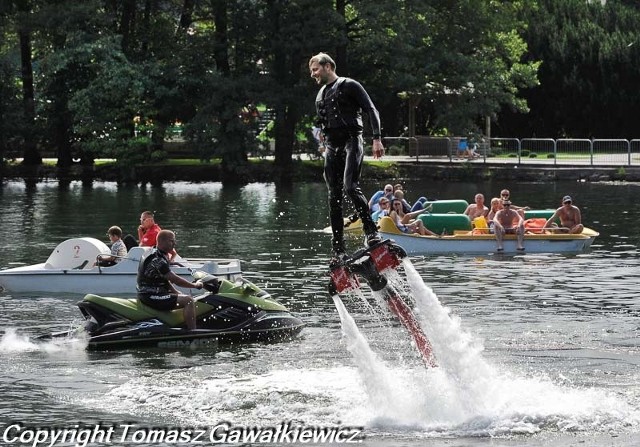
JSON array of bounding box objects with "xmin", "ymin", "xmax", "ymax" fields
[{"xmin": 1, "ymin": 179, "xmax": 640, "ymax": 445}]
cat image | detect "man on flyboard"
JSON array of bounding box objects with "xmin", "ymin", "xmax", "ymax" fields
[{"xmin": 309, "ymin": 52, "xmax": 385, "ymax": 266}]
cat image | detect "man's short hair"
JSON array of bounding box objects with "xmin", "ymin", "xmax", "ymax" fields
[
  {"xmin": 157, "ymin": 229, "xmax": 174, "ymax": 244},
  {"xmin": 309, "ymin": 52, "xmax": 336, "ymax": 70}
]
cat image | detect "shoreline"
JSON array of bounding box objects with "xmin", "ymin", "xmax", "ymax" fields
[{"xmin": 1, "ymin": 157, "xmax": 639, "ymax": 184}]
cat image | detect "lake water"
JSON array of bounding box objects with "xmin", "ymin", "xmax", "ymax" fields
[{"xmin": 1, "ymin": 178, "xmax": 639, "ymax": 447}]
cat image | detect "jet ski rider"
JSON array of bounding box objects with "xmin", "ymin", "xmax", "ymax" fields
[
  {"xmin": 309, "ymin": 52, "xmax": 384, "ymax": 264},
  {"xmin": 136, "ymin": 230, "xmax": 203, "ymax": 330}
]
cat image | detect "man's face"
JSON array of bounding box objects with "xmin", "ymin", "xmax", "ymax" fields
[
  {"xmin": 309, "ymin": 61, "xmax": 331, "ymax": 85},
  {"xmin": 140, "ymin": 214, "xmax": 153, "ymax": 229}
]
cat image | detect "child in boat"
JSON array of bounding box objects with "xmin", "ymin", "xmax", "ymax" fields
[{"xmin": 95, "ymin": 226, "xmax": 128, "ymax": 267}]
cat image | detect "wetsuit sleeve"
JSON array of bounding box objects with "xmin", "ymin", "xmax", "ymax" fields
[{"xmin": 344, "ymin": 79, "xmax": 382, "ymax": 138}]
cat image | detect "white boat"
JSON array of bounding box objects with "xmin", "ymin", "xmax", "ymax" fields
[
  {"xmin": 377, "ymin": 217, "xmax": 599, "ymax": 255},
  {"xmin": 0, "ymin": 237, "xmax": 242, "ymax": 295}
]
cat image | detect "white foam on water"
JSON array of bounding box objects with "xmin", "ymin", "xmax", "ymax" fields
[
  {"xmin": 0, "ymin": 327, "xmax": 88, "ymax": 354},
  {"xmin": 379, "ymin": 258, "xmax": 640, "ymax": 435},
  {"xmin": 81, "ymin": 364, "xmax": 373, "ymax": 427},
  {"xmin": 401, "ymin": 259, "xmax": 497, "ymax": 414},
  {"xmin": 332, "ymin": 294, "xmax": 426, "ymax": 422},
  {"xmin": 68, "ymin": 260, "xmax": 640, "ymax": 440},
  {"xmin": 0, "ymin": 328, "xmax": 40, "ymax": 352}
]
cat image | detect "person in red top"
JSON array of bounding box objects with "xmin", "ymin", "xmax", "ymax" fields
[{"xmin": 138, "ymin": 211, "xmax": 162, "ymax": 247}]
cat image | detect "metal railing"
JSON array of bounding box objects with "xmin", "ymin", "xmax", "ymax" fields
[{"xmin": 406, "ymin": 137, "xmax": 640, "ymax": 166}]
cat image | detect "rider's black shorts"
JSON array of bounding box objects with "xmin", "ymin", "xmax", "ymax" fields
[{"xmin": 138, "ymin": 293, "xmax": 178, "ymax": 311}]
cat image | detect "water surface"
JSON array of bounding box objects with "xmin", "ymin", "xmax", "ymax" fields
[{"xmin": 0, "ymin": 179, "xmax": 639, "ymax": 446}]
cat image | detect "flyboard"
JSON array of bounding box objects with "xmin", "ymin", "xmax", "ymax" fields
[{"xmin": 328, "ymin": 239, "xmax": 437, "ymax": 368}]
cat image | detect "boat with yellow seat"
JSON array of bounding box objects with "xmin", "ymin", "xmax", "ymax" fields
[{"xmin": 377, "ymin": 216, "xmax": 599, "ymax": 255}]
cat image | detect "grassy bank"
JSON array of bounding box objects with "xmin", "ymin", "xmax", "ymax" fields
[{"xmin": 1, "ymin": 158, "xmax": 637, "ymax": 183}]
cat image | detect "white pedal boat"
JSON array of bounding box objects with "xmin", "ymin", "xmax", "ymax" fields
[{"xmin": 0, "ymin": 237, "xmax": 242, "ymax": 295}]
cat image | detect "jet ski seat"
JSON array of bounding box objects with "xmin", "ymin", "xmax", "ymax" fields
[{"xmin": 83, "ymin": 294, "xmax": 186, "ymax": 327}]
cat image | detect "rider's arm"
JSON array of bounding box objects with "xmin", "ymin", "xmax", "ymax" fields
[
  {"xmin": 166, "ymin": 271, "xmax": 202, "ymax": 290},
  {"xmin": 344, "ymin": 79, "xmax": 382, "ymax": 140}
]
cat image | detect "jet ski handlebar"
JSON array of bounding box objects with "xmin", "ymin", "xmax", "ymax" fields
[{"xmin": 191, "ymin": 270, "xmax": 221, "ymax": 293}]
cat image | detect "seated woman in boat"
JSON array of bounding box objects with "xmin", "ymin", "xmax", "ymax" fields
[
  {"xmin": 389, "ymin": 200, "xmax": 436, "ymax": 236},
  {"xmin": 485, "ymin": 198, "xmax": 503, "ymax": 233},
  {"xmin": 392, "ymin": 189, "xmax": 413, "ymax": 213},
  {"xmin": 544, "ymin": 195, "xmax": 584, "ymax": 234}
]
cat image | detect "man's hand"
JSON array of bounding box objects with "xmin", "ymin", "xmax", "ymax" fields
[{"xmin": 372, "ymin": 139, "xmax": 384, "ymax": 159}]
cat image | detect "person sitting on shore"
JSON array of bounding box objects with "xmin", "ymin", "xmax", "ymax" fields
[
  {"xmin": 544, "ymin": 195, "xmax": 584, "ymax": 234},
  {"xmin": 389, "ymin": 199, "xmax": 436, "ymax": 236},
  {"xmin": 493, "ymin": 200, "xmax": 525, "ymax": 251}
]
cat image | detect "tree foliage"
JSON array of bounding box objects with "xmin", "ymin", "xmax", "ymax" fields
[
  {"xmin": 8, "ymin": 0, "xmax": 637, "ymax": 174},
  {"xmin": 498, "ymin": 0, "xmax": 640, "ymax": 138}
]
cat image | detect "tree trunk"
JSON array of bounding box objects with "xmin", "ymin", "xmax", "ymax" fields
[
  {"xmin": 18, "ymin": 27, "xmax": 41, "ymax": 166},
  {"xmin": 334, "ymin": 0, "xmax": 348, "ymax": 74},
  {"xmin": 212, "ymin": 0, "xmax": 230, "ymax": 75},
  {"xmin": 119, "ymin": 0, "xmax": 136, "ymax": 57},
  {"xmin": 51, "ymin": 33, "xmax": 73, "ymax": 168},
  {"xmin": 177, "ymin": 0, "xmax": 196, "ymax": 36},
  {"xmin": 273, "ymin": 105, "xmax": 294, "ymax": 181}
]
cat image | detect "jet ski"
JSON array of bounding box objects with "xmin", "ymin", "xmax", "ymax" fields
[{"xmin": 40, "ymin": 272, "xmax": 305, "ymax": 350}]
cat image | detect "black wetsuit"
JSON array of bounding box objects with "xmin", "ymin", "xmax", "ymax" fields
[
  {"xmin": 315, "ymin": 77, "xmax": 382, "ymax": 253},
  {"xmin": 136, "ymin": 248, "xmax": 177, "ymax": 311}
]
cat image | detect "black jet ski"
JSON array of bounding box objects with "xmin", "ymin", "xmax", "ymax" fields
[{"xmin": 41, "ymin": 272, "xmax": 304, "ymax": 350}]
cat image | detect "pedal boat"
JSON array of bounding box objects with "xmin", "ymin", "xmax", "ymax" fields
[
  {"xmin": 0, "ymin": 237, "xmax": 242, "ymax": 294},
  {"xmin": 377, "ymin": 216, "xmax": 599, "ymax": 255}
]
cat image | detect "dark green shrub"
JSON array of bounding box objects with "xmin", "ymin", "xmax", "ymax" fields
[{"xmin": 387, "ymin": 144, "xmax": 405, "ymax": 156}]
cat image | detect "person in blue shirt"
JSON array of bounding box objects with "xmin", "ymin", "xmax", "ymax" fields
[{"xmin": 371, "ymin": 197, "xmax": 391, "ymax": 222}]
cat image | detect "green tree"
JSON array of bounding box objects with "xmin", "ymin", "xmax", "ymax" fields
[
  {"xmin": 0, "ymin": 11, "xmax": 23, "ymax": 164},
  {"xmin": 12, "ymin": 0, "xmax": 41, "ymax": 165},
  {"xmin": 499, "ymin": 0, "xmax": 640, "ymax": 138},
  {"xmin": 37, "ymin": 0, "xmax": 111, "ymax": 167},
  {"xmin": 345, "ymin": 0, "xmax": 539, "ymax": 137}
]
